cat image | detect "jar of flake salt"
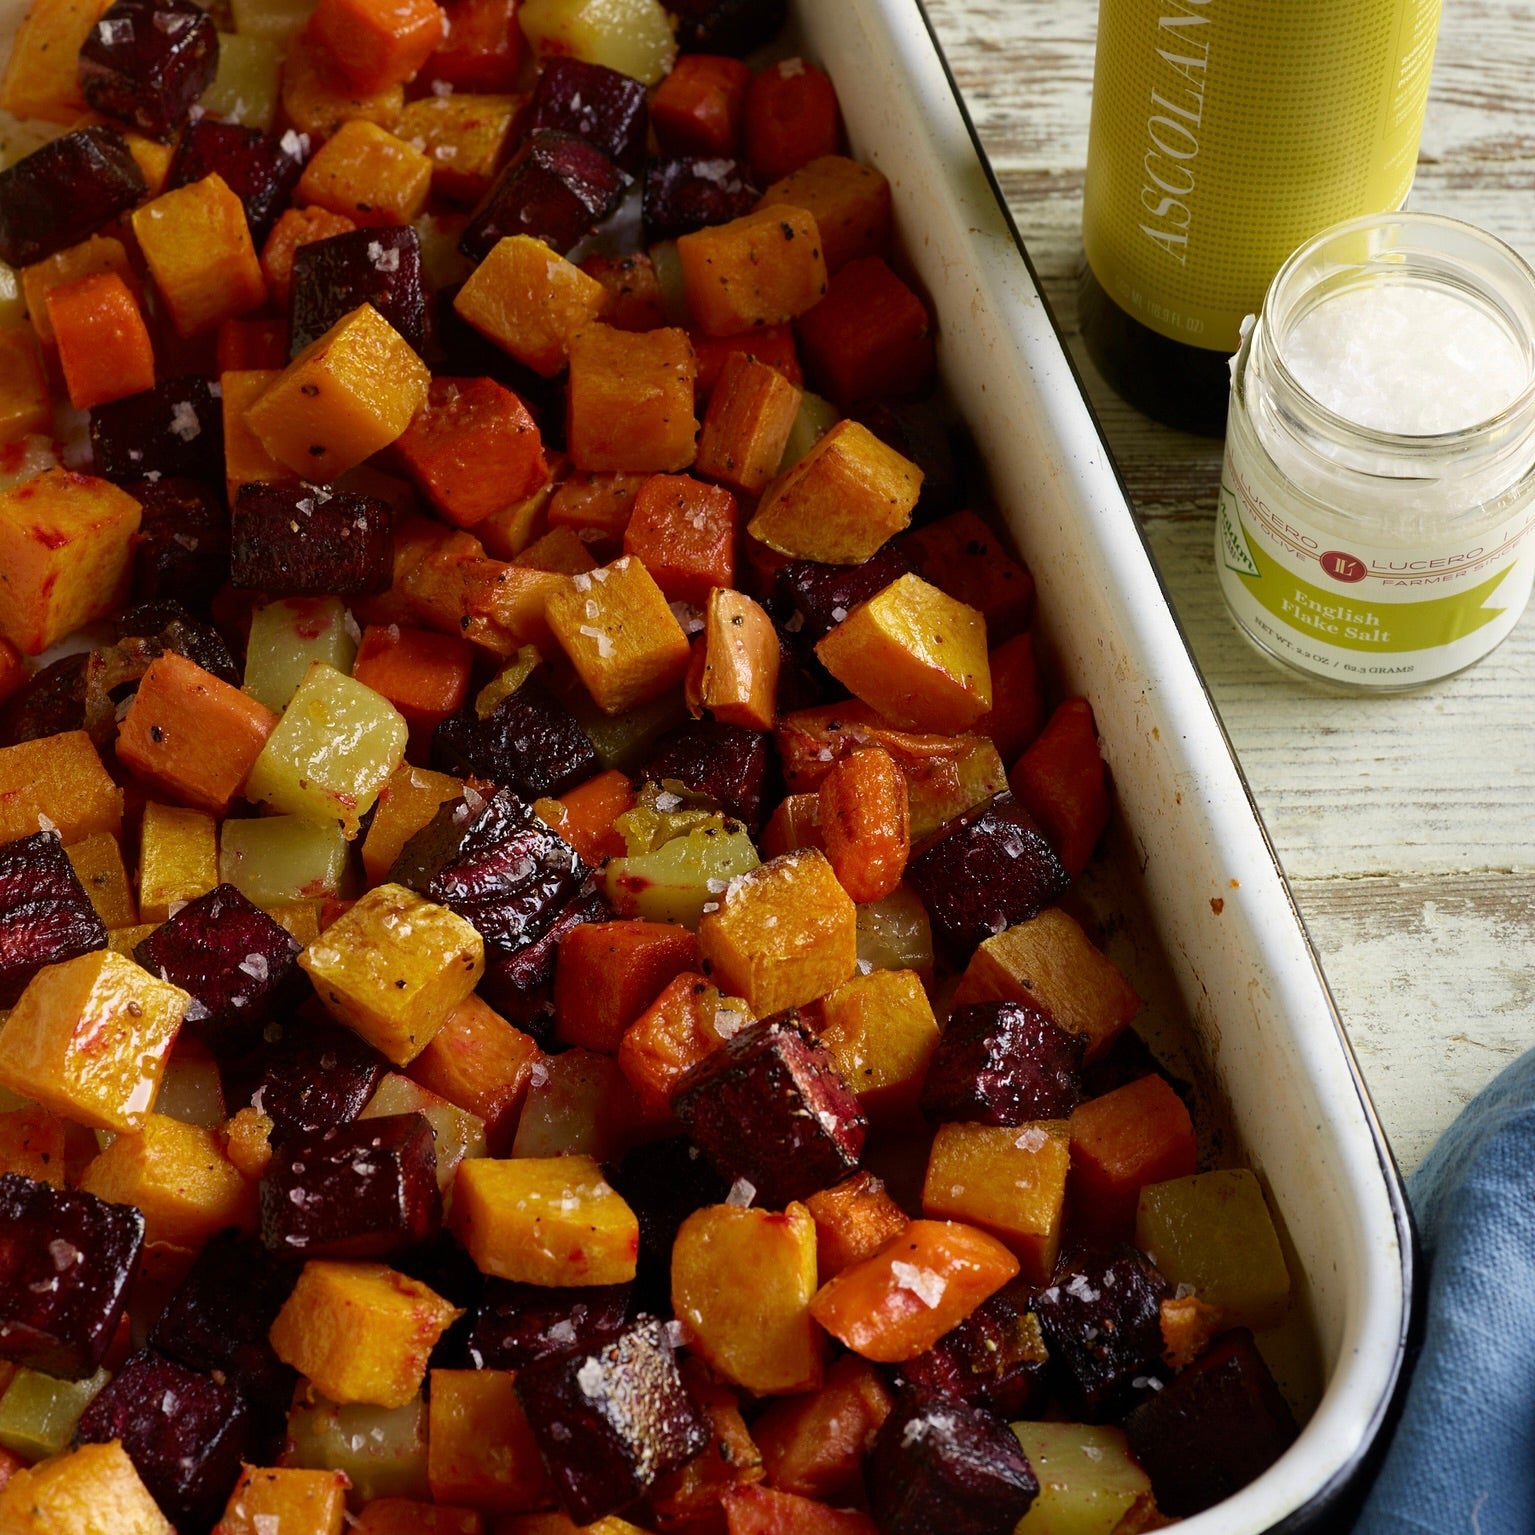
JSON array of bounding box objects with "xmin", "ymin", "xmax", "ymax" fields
[{"xmin": 1217, "ymin": 211, "xmax": 1535, "ymax": 689}]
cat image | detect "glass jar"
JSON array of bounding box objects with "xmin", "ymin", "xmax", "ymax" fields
[{"xmin": 1216, "ymin": 211, "xmax": 1535, "ymax": 689}]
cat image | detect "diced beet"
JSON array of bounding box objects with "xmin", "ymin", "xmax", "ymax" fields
[
  {"xmin": 431, "ymin": 683, "xmax": 599, "ymax": 799},
  {"xmin": 642, "ymin": 155, "xmax": 758, "ymax": 242},
  {"xmin": 392, "ymin": 786, "xmax": 591, "ymax": 956},
  {"xmin": 855, "ymin": 399, "xmax": 968, "ymax": 525},
  {"xmin": 905, "ymin": 793, "xmax": 1071, "ymax": 966},
  {"xmin": 146, "ymin": 1231, "xmax": 298, "ymax": 1438},
  {"xmin": 1033, "ymin": 1248, "xmax": 1171, "ymax": 1420},
  {"xmin": 0, "ymin": 1174, "xmax": 143, "ymax": 1379},
  {"xmin": 920, "ymin": 1001, "xmax": 1084, "ymax": 1126},
  {"xmin": 476, "ymin": 882, "xmax": 609, "ymax": 1042},
  {"xmin": 865, "ymin": 1386, "xmax": 1038, "ymax": 1535},
  {"xmin": 527, "ymin": 58, "xmax": 649, "ymax": 173},
  {"xmin": 773, "ymin": 544, "xmax": 914, "ymax": 644},
  {"xmin": 1125, "ymin": 1329, "xmax": 1299, "ymax": 1517},
  {"xmin": 515, "ymin": 1315, "xmax": 710, "ymax": 1524},
  {"xmin": 259, "ymin": 1113, "xmax": 441, "ymax": 1260},
  {"xmin": 75, "ymin": 1347, "xmax": 251, "ymax": 1529},
  {"xmin": 671, "ymin": 0, "xmax": 787, "ymax": 55},
  {"xmin": 641, "ymin": 721, "xmax": 772, "ymax": 833},
  {"xmin": 0, "ymin": 832, "xmax": 107, "ymax": 1005},
  {"xmin": 289, "ymin": 226, "xmax": 430, "ymax": 359},
  {"xmin": 467, "ymin": 1278, "xmax": 634, "ymax": 1369},
  {"xmin": 895, "ymin": 1287, "xmax": 1050, "ymax": 1421},
  {"xmin": 116, "ymin": 600, "xmax": 241, "ymax": 686},
  {"xmin": 166, "ymin": 119, "xmax": 306, "ymax": 238},
  {"xmin": 0, "ymin": 654, "xmax": 86, "ymax": 746},
  {"xmin": 125, "ymin": 475, "xmax": 236, "ymax": 617},
  {"xmin": 134, "ymin": 884, "xmax": 303, "ymax": 1057},
  {"xmin": 230, "ymin": 481, "xmax": 393, "ymax": 597},
  {"xmin": 0, "ymin": 126, "xmax": 146, "ymax": 267},
  {"xmin": 435, "ymin": 290, "xmax": 570, "ymax": 444},
  {"xmin": 90, "ymin": 376, "xmax": 223, "ymax": 484},
  {"xmin": 607, "ymin": 1137, "xmax": 730, "ymax": 1313},
  {"xmin": 671, "ymin": 1016, "xmax": 865, "ymax": 1208},
  {"xmin": 77, "ymin": 0, "xmax": 219, "ymax": 138},
  {"xmin": 229, "ymin": 1017, "xmax": 389, "ymax": 1143},
  {"xmin": 461, "ymin": 129, "xmax": 627, "ymax": 263}
]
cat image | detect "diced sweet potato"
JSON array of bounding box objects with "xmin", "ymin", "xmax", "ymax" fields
[
  {"xmin": 697, "ymin": 586, "xmax": 778, "ymax": 731},
  {"xmin": 616, "ymin": 971, "xmax": 743, "ymax": 1119},
  {"xmin": 802, "ymin": 1172, "xmax": 909, "ymax": 1281},
  {"xmin": 672, "ymin": 1201, "xmax": 821, "ymax": 1394},
  {"xmin": 554, "ymin": 919, "xmax": 701, "ymax": 1053},
  {"xmin": 46, "ymin": 270, "xmax": 156, "ymax": 412},
  {"xmin": 1010, "ymin": 697, "xmax": 1111, "ymax": 878},
  {"xmin": 902, "ymin": 508, "xmax": 1035, "ymax": 644},
  {"xmin": 752, "ymin": 1352, "xmax": 892, "ymax": 1504},
  {"xmin": 310, "ymin": 0, "xmax": 447, "ymax": 93},
  {"xmin": 695, "ymin": 349, "xmax": 802, "ymax": 493},
  {"xmin": 268, "ymin": 1259, "xmax": 461, "ymax": 1409},
  {"xmin": 0, "ymin": 469, "xmax": 140, "ymax": 655}
]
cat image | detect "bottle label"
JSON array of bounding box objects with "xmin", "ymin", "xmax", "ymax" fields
[
  {"xmin": 1216, "ymin": 455, "xmax": 1535, "ymax": 686},
  {"xmin": 1083, "ymin": 0, "xmax": 1441, "ymax": 354}
]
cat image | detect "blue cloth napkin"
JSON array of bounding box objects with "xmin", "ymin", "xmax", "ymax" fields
[{"xmin": 1352, "ymin": 1046, "xmax": 1535, "ymax": 1535}]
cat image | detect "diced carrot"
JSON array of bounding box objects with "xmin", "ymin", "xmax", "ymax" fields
[
  {"xmin": 554, "ymin": 919, "xmax": 702, "ymax": 1053},
  {"xmin": 1010, "ymin": 696, "xmax": 1109, "ymax": 878},
  {"xmin": 352, "ymin": 622, "xmax": 476, "ymax": 749},
  {"xmin": 808, "ymin": 1219, "xmax": 1019, "ymax": 1363},
  {"xmin": 752, "ymin": 1352, "xmax": 893, "ymax": 1503},
  {"xmin": 622, "ymin": 473, "xmax": 738, "ymax": 607},
  {"xmin": 817, "ymin": 745, "xmax": 909, "ymax": 903},
  {"xmin": 395, "ymin": 376, "xmax": 549, "ymax": 529},
  {"xmin": 535, "ymin": 768, "xmax": 635, "ymax": 867},
  {"xmin": 581, "ymin": 252, "xmax": 667, "ymax": 333},
  {"xmin": 743, "ymin": 57, "xmax": 840, "ymax": 185},
  {"xmin": 695, "ymin": 351, "xmax": 803, "ymax": 494},
  {"xmin": 116, "ymin": 652, "xmax": 279, "ymax": 816},
  {"xmin": 698, "ymin": 586, "xmax": 778, "ymax": 731},
  {"xmin": 281, "ymin": 21, "xmax": 408, "ymax": 139},
  {"xmin": 423, "ymin": 0, "xmax": 521, "ymax": 91},
  {"xmin": 802, "ymin": 1171, "xmax": 909, "ymax": 1280},
  {"xmin": 547, "ymin": 470, "xmax": 649, "ymax": 542},
  {"xmin": 796, "ymin": 255, "xmax": 935, "ymax": 405},
  {"xmin": 615, "ymin": 970, "xmax": 740, "ymax": 1119},
  {"xmin": 722, "ymin": 1486, "xmax": 877, "ymax": 1535},
  {"xmin": 692, "ymin": 324, "xmax": 802, "ymax": 401},
  {"xmin": 1069, "ymin": 1074, "xmax": 1198, "ymax": 1240},
  {"xmin": 216, "ymin": 317, "xmax": 289, "ymax": 372},
  {"xmin": 260, "ymin": 205, "xmax": 358, "ymax": 309},
  {"xmin": 977, "ymin": 630, "xmax": 1046, "ymax": 765},
  {"xmin": 408, "ymin": 994, "xmax": 542, "ymax": 1153},
  {"xmin": 45, "ymin": 271, "xmax": 155, "ymax": 411},
  {"xmin": 902, "ymin": 508, "xmax": 1035, "ymax": 643},
  {"xmin": 309, "ymin": 0, "xmax": 447, "ymax": 94},
  {"xmin": 652, "ymin": 54, "xmax": 752, "ymax": 157}
]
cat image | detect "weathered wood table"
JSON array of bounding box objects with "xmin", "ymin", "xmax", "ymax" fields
[{"xmin": 922, "ymin": 0, "xmax": 1535, "ymax": 1173}]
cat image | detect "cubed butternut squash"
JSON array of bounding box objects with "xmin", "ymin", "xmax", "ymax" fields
[
  {"xmin": 280, "ymin": 21, "xmax": 406, "ymax": 139},
  {"xmin": 0, "ymin": 1442, "xmax": 172, "ymax": 1534},
  {"xmin": 310, "ymin": 0, "xmax": 447, "ymax": 93},
  {"xmin": 63, "ymin": 831, "xmax": 135, "ymax": 929},
  {"xmin": 814, "ymin": 968, "xmax": 938, "ymax": 1124},
  {"xmin": 137, "ymin": 802, "xmax": 219, "ymax": 923},
  {"xmin": 396, "ymin": 94, "xmax": 521, "ymax": 203},
  {"xmin": 756, "ymin": 156, "xmax": 893, "ymax": 274},
  {"xmin": 566, "ymin": 323, "xmax": 699, "ymax": 473},
  {"xmin": 426, "ymin": 1369, "xmax": 550, "ymax": 1513},
  {"xmin": 698, "ymin": 586, "xmax": 778, "ymax": 731},
  {"xmin": 0, "ymin": 329, "xmax": 51, "ymax": 444},
  {"xmin": 678, "ymin": 205, "xmax": 827, "ymax": 337},
  {"xmin": 0, "ymin": 0, "xmax": 114, "ymax": 124},
  {"xmin": 215, "ymin": 1465, "xmax": 351, "ymax": 1535},
  {"xmin": 296, "ymin": 120, "xmax": 435, "ymax": 228},
  {"xmin": 0, "ymin": 731, "xmax": 121, "ymax": 844}
]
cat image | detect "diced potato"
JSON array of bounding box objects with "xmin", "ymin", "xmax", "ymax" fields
[
  {"xmin": 245, "ymin": 597, "xmax": 360, "ymax": 712},
  {"xmin": 1135, "ymin": 1169, "xmax": 1292, "ymax": 1330},
  {"xmin": 509, "ymin": 1049, "xmax": 638, "ymax": 1161},
  {"xmin": 921, "ymin": 1121, "xmax": 1071, "ymax": 1285},
  {"xmin": 0, "ymin": 469, "xmax": 140, "ymax": 654},
  {"xmin": 545, "ymin": 556, "xmax": 692, "ymax": 715},
  {"xmin": 518, "ymin": 0, "xmax": 677, "ymax": 85},
  {"xmin": 0, "ymin": 1365, "xmax": 110, "ymax": 1459},
  {"xmin": 672, "ymin": 1202, "xmax": 822, "ymax": 1395},
  {"xmin": 1012, "ymin": 1423, "xmax": 1154, "ymax": 1535},
  {"xmin": 269, "ymin": 1260, "xmax": 461, "ymax": 1409},
  {"xmin": 137, "ymin": 801, "xmax": 218, "ymax": 923},
  {"xmin": 283, "ymin": 1393, "xmax": 431, "ymax": 1505},
  {"xmin": 200, "ymin": 30, "xmax": 283, "ymax": 129},
  {"xmin": 216, "ymin": 1466, "xmax": 350, "ymax": 1535},
  {"xmin": 777, "ymin": 389, "xmax": 839, "ymax": 472},
  {"xmin": 0, "ymin": 731, "xmax": 122, "ymax": 844},
  {"xmin": 152, "ymin": 1042, "xmax": 226, "ymax": 1128},
  {"xmin": 0, "ymin": 950, "xmax": 189, "ymax": 1134},
  {"xmin": 449, "ymin": 1154, "xmax": 639, "ymax": 1286},
  {"xmin": 855, "ymin": 885, "xmax": 934, "ymax": 977},
  {"xmin": 815, "ymin": 968, "xmax": 939, "ymax": 1123},
  {"xmin": 300, "ymin": 883, "xmax": 484, "ymax": 1066},
  {"xmin": 816, "ymin": 573, "xmax": 991, "ymax": 733},
  {"xmin": 219, "ymin": 814, "xmax": 350, "ymax": 906},
  {"xmin": 602, "ymin": 815, "xmax": 761, "ymax": 927},
  {"xmin": 79, "ymin": 1112, "xmax": 252, "ymax": 1249},
  {"xmin": 361, "ymin": 1073, "xmax": 487, "ymax": 1194},
  {"xmin": 246, "ymin": 662, "xmax": 407, "ymax": 837},
  {"xmin": 697, "ymin": 848, "xmax": 857, "ymax": 1017},
  {"xmin": 0, "ymin": 1441, "xmax": 173, "ymax": 1533},
  {"xmin": 230, "ymin": 0, "xmax": 316, "ymax": 42}
]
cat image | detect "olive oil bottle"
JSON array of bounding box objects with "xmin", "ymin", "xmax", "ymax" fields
[{"xmin": 1079, "ymin": 0, "xmax": 1442, "ymax": 434}]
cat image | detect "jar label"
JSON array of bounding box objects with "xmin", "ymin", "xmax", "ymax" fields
[
  {"xmin": 1216, "ymin": 460, "xmax": 1535, "ymax": 686},
  {"xmin": 1082, "ymin": 0, "xmax": 1441, "ymax": 354}
]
